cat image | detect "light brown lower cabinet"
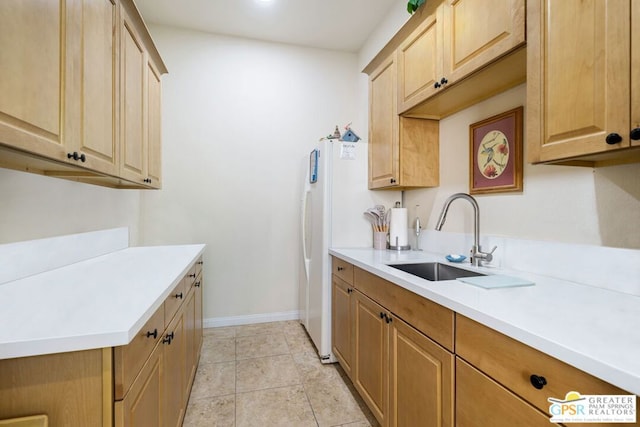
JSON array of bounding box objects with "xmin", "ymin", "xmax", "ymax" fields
[
  {"xmin": 332, "ymin": 260, "xmax": 638, "ymax": 427},
  {"xmin": 456, "ymin": 357, "xmax": 550, "ymax": 427},
  {"xmin": 350, "ymin": 289, "xmax": 454, "ymax": 427},
  {"xmin": 0, "ymin": 257, "xmax": 204, "ymax": 427}
]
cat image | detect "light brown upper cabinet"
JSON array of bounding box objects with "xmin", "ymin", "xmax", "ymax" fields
[
  {"xmin": 369, "ymin": 54, "xmax": 439, "ymax": 190},
  {"xmin": 397, "ymin": 0, "xmax": 526, "ymax": 115},
  {"xmin": 120, "ymin": 0, "xmax": 165, "ymax": 188},
  {"xmin": 527, "ymin": 0, "xmax": 640, "ymax": 165},
  {"xmin": 0, "ymin": 0, "xmax": 166, "ymax": 188}
]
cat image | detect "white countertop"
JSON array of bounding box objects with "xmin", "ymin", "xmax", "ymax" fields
[
  {"xmin": 330, "ymin": 248, "xmax": 640, "ymax": 396},
  {"xmin": 0, "ymin": 244, "xmax": 205, "ymax": 360}
]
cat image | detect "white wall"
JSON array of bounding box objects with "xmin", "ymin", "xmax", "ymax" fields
[
  {"xmin": 0, "ymin": 168, "xmax": 141, "ymax": 244},
  {"xmin": 139, "ymin": 26, "xmax": 363, "ymax": 321}
]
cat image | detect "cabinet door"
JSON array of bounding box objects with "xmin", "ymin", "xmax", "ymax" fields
[
  {"xmin": 397, "ymin": 2, "xmax": 443, "ymax": 113},
  {"xmin": 163, "ymin": 310, "xmax": 185, "ymax": 427},
  {"xmin": 147, "ymin": 61, "xmax": 162, "ymax": 187},
  {"xmin": 194, "ymin": 276, "xmax": 203, "ymax": 363},
  {"xmin": 0, "ymin": 1, "xmax": 72, "ymax": 161},
  {"xmin": 353, "ymin": 291, "xmax": 387, "ymax": 425},
  {"xmin": 388, "ymin": 317, "xmax": 454, "ymax": 427},
  {"xmin": 184, "ymin": 288, "xmax": 197, "ymax": 388},
  {"xmin": 456, "ymin": 358, "xmax": 550, "ymax": 427},
  {"xmin": 115, "ymin": 345, "xmax": 163, "ymax": 427},
  {"xmin": 527, "ymin": 0, "xmax": 631, "ymax": 162},
  {"xmin": 369, "ymin": 54, "xmax": 399, "ymax": 189},
  {"xmin": 332, "ymin": 275, "xmax": 354, "ymax": 378},
  {"xmin": 442, "ymin": 0, "xmax": 525, "ymax": 84},
  {"xmin": 120, "ymin": 5, "xmax": 147, "ymax": 184},
  {"xmin": 632, "ymin": 0, "xmax": 640, "ymax": 148},
  {"xmin": 74, "ymin": 0, "xmax": 118, "ymax": 175}
]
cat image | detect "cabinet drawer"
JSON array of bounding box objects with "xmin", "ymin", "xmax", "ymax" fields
[
  {"xmin": 164, "ymin": 278, "xmax": 186, "ymax": 327},
  {"xmin": 456, "ymin": 315, "xmax": 638, "ymax": 418},
  {"xmin": 332, "ymin": 257, "xmax": 354, "ymax": 284},
  {"xmin": 354, "ymin": 267, "xmax": 454, "ymax": 351},
  {"xmin": 456, "ymin": 357, "xmax": 550, "ymax": 427},
  {"xmin": 113, "ymin": 306, "xmax": 164, "ymax": 400}
]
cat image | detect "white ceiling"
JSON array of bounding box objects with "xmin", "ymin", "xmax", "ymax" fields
[{"xmin": 135, "ymin": 0, "xmax": 398, "ymax": 52}]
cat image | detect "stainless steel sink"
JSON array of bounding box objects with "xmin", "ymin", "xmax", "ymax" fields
[{"xmin": 388, "ymin": 262, "xmax": 486, "ymax": 282}]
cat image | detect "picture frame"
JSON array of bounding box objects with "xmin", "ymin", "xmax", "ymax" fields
[{"xmin": 469, "ymin": 106, "xmax": 523, "ymax": 195}]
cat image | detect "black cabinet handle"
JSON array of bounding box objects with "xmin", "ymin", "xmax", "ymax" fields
[
  {"xmin": 390, "ymin": 178, "xmax": 396, "ymax": 184},
  {"xmin": 195, "ymin": 281, "xmax": 201, "ymax": 287},
  {"xmin": 67, "ymin": 152, "xmax": 86, "ymax": 162},
  {"xmin": 162, "ymin": 332, "xmax": 174, "ymax": 345},
  {"xmin": 337, "ymin": 266, "xmax": 344, "ymax": 271},
  {"xmin": 174, "ymin": 292, "xmax": 183, "ymax": 299},
  {"xmin": 197, "ymin": 261, "xmax": 204, "ymax": 265},
  {"xmin": 434, "ymin": 82, "xmax": 441, "ymax": 89},
  {"xmin": 440, "ymin": 77, "xmax": 448, "ymax": 85},
  {"xmin": 189, "ymin": 273, "xmax": 196, "ymax": 278},
  {"xmin": 380, "ymin": 312, "xmax": 385, "ymax": 319},
  {"xmin": 146, "ymin": 328, "xmax": 158, "ymax": 339},
  {"xmin": 630, "ymin": 128, "xmax": 640, "ymax": 141},
  {"xmin": 605, "ymin": 133, "xmax": 623, "ymax": 145},
  {"xmin": 530, "ymin": 374, "xmax": 547, "ymax": 389},
  {"xmin": 143, "ymin": 178, "xmax": 152, "ymax": 183}
]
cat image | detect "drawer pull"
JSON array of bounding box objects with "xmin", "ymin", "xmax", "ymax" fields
[
  {"xmin": 195, "ymin": 281, "xmax": 201, "ymax": 287},
  {"xmin": 197, "ymin": 261, "xmax": 204, "ymax": 265},
  {"xmin": 530, "ymin": 374, "xmax": 547, "ymax": 390},
  {"xmin": 175, "ymin": 292, "xmax": 183, "ymax": 299},
  {"xmin": 162, "ymin": 332, "xmax": 174, "ymax": 345},
  {"xmin": 146, "ymin": 329, "xmax": 158, "ymax": 339},
  {"xmin": 337, "ymin": 266, "xmax": 344, "ymax": 271},
  {"xmin": 189, "ymin": 273, "xmax": 196, "ymax": 278}
]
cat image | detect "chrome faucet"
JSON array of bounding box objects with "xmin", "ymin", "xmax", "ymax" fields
[{"xmin": 435, "ymin": 193, "xmax": 496, "ymax": 267}]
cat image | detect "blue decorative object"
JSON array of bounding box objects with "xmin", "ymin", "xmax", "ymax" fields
[
  {"xmin": 341, "ymin": 129, "xmax": 360, "ymax": 142},
  {"xmin": 446, "ymin": 254, "xmax": 467, "ymax": 263}
]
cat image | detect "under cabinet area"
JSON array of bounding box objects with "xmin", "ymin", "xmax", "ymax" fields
[
  {"xmin": 330, "ymin": 257, "xmax": 639, "ymax": 427},
  {"xmin": 527, "ymin": 0, "xmax": 640, "ymax": 165},
  {"xmin": 0, "ymin": 0, "xmax": 167, "ymax": 189}
]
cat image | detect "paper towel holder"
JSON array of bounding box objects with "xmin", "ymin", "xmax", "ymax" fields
[{"xmin": 389, "ymin": 235, "xmax": 411, "ymax": 251}]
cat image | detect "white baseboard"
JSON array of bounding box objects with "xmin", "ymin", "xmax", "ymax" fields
[{"xmin": 203, "ymin": 310, "xmax": 300, "ymax": 329}]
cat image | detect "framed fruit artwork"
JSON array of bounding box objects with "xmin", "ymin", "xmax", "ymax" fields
[{"xmin": 469, "ymin": 106, "xmax": 523, "ymax": 194}]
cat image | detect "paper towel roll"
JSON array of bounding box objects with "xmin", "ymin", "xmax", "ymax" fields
[{"xmin": 389, "ymin": 208, "xmax": 409, "ymax": 248}]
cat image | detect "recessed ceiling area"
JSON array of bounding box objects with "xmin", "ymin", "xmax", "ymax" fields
[{"xmin": 135, "ymin": 0, "xmax": 398, "ymax": 52}]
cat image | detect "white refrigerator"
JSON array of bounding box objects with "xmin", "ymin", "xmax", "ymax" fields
[{"xmin": 299, "ymin": 139, "xmax": 397, "ymax": 362}]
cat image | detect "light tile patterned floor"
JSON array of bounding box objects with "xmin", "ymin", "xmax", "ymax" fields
[{"xmin": 183, "ymin": 320, "xmax": 379, "ymax": 427}]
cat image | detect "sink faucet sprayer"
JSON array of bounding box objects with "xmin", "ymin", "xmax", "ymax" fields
[{"xmin": 435, "ymin": 193, "xmax": 496, "ymax": 267}]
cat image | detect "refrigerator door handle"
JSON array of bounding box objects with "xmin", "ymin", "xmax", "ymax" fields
[{"xmin": 301, "ymin": 187, "xmax": 311, "ymax": 282}]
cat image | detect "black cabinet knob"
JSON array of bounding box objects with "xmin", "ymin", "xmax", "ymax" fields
[
  {"xmin": 146, "ymin": 329, "xmax": 158, "ymax": 339},
  {"xmin": 530, "ymin": 374, "xmax": 547, "ymax": 389},
  {"xmin": 162, "ymin": 332, "xmax": 174, "ymax": 345},
  {"xmin": 390, "ymin": 178, "xmax": 396, "ymax": 184},
  {"xmin": 195, "ymin": 281, "xmax": 201, "ymax": 287},
  {"xmin": 189, "ymin": 273, "xmax": 196, "ymax": 278},
  {"xmin": 143, "ymin": 178, "xmax": 152, "ymax": 183},
  {"xmin": 630, "ymin": 128, "xmax": 640, "ymax": 140},
  {"xmin": 67, "ymin": 152, "xmax": 86, "ymax": 162},
  {"xmin": 440, "ymin": 77, "xmax": 448, "ymax": 85},
  {"xmin": 434, "ymin": 82, "xmax": 441, "ymax": 89},
  {"xmin": 175, "ymin": 292, "xmax": 183, "ymax": 299},
  {"xmin": 337, "ymin": 266, "xmax": 344, "ymax": 271},
  {"xmin": 197, "ymin": 261, "xmax": 204, "ymax": 265},
  {"xmin": 380, "ymin": 312, "xmax": 385, "ymax": 319},
  {"xmin": 605, "ymin": 133, "xmax": 623, "ymax": 145}
]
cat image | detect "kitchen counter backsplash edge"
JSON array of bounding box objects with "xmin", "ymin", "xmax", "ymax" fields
[{"xmin": 329, "ymin": 247, "xmax": 640, "ymax": 396}]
